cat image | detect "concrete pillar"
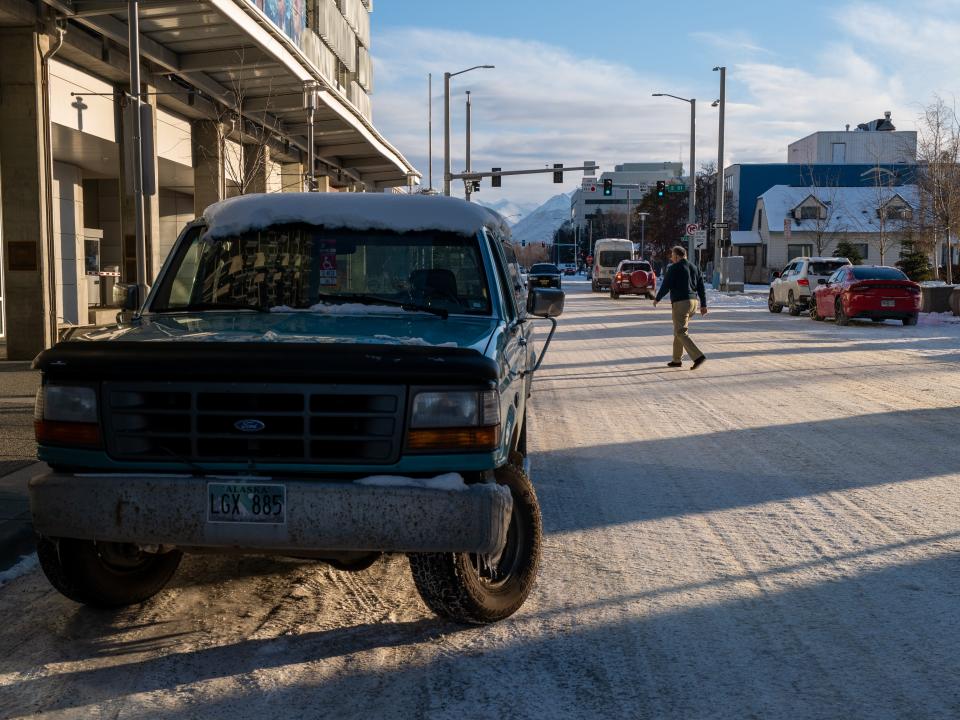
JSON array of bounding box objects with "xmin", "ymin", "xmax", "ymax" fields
[
  {"xmin": 281, "ymin": 161, "xmax": 304, "ymax": 192},
  {"xmin": 118, "ymin": 82, "xmax": 161, "ymax": 283},
  {"xmin": 192, "ymin": 120, "xmax": 224, "ymax": 216},
  {"xmin": 0, "ymin": 28, "xmax": 54, "ymax": 358}
]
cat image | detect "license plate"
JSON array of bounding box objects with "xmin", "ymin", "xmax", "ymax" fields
[
  {"xmin": 207, "ymin": 482, "xmax": 286, "ymax": 524},
  {"xmin": 881, "ymin": 299, "xmax": 895, "ymax": 307},
  {"xmin": 540, "ymin": 279, "xmax": 550, "ymax": 285}
]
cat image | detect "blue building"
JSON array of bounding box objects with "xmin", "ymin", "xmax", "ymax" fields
[{"xmin": 725, "ymin": 163, "xmax": 917, "ymax": 233}]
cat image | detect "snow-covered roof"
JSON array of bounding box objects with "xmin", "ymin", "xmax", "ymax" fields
[
  {"xmin": 757, "ymin": 185, "xmax": 919, "ymax": 235},
  {"xmin": 202, "ymin": 193, "xmax": 509, "ymax": 239},
  {"xmin": 731, "ymin": 230, "xmax": 762, "ymax": 246}
]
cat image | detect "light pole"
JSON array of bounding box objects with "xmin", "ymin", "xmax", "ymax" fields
[
  {"xmin": 639, "ymin": 211, "xmax": 650, "ymax": 258},
  {"xmin": 444, "ymin": 65, "xmax": 494, "ymax": 196},
  {"xmin": 652, "ymin": 92, "xmax": 696, "ymax": 260},
  {"xmin": 712, "ymin": 66, "xmax": 727, "ymax": 269},
  {"xmin": 626, "ymin": 187, "xmax": 631, "ymax": 244},
  {"xmin": 303, "ymin": 79, "xmax": 319, "ymax": 191}
]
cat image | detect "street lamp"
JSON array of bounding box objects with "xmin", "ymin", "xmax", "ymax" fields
[
  {"xmin": 444, "ymin": 65, "xmax": 494, "ymax": 196},
  {"xmin": 639, "ymin": 211, "xmax": 650, "ymax": 258},
  {"xmin": 303, "ymin": 79, "xmax": 320, "ymax": 191},
  {"xmin": 653, "ymin": 92, "xmax": 697, "ymax": 259},
  {"xmin": 712, "ymin": 66, "xmax": 727, "ymax": 269}
]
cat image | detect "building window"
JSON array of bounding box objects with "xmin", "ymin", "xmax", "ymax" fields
[
  {"xmin": 883, "ymin": 205, "xmax": 912, "ymax": 220},
  {"xmin": 799, "ymin": 206, "xmax": 820, "ymax": 220},
  {"xmin": 854, "ymin": 243, "xmax": 869, "ymax": 259},
  {"xmin": 787, "ymin": 244, "xmax": 813, "ymax": 260},
  {"xmin": 832, "ymin": 143, "xmax": 846, "ymax": 163}
]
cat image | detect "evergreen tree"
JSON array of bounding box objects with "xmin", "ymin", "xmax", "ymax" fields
[
  {"xmin": 897, "ymin": 239, "xmax": 933, "ymax": 281},
  {"xmin": 834, "ymin": 240, "xmax": 863, "ymax": 265}
]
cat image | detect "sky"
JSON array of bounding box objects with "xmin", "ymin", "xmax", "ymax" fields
[{"xmin": 368, "ymin": 0, "xmax": 960, "ymax": 210}]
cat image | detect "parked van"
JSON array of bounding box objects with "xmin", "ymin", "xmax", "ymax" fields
[{"xmin": 590, "ymin": 238, "xmax": 634, "ymax": 292}]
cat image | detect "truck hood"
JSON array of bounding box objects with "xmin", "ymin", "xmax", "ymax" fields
[
  {"xmin": 71, "ymin": 311, "xmax": 498, "ymax": 353},
  {"xmin": 35, "ymin": 312, "xmax": 502, "ymax": 384}
]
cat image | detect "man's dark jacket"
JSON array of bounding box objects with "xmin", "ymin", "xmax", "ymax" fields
[{"xmin": 655, "ymin": 259, "xmax": 707, "ymax": 307}]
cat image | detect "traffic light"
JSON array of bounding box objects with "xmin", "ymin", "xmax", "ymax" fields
[
  {"xmin": 553, "ymin": 164, "xmax": 563, "ymax": 183},
  {"xmin": 603, "ymin": 178, "xmax": 613, "ymax": 196},
  {"xmin": 491, "ymin": 167, "xmax": 501, "ymax": 188},
  {"xmin": 472, "ymin": 180, "xmax": 481, "ymax": 192},
  {"xmin": 656, "ymin": 180, "xmax": 666, "ymax": 198}
]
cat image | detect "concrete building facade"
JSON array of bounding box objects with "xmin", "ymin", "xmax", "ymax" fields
[
  {"xmin": 0, "ymin": 0, "xmax": 418, "ymax": 359},
  {"xmin": 570, "ymin": 162, "xmax": 683, "ymax": 230},
  {"xmin": 787, "ymin": 113, "xmax": 917, "ymax": 165}
]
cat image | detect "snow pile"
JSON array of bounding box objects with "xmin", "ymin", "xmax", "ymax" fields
[
  {"xmin": 0, "ymin": 553, "xmax": 38, "ymax": 588},
  {"xmin": 355, "ymin": 473, "xmax": 468, "ymax": 491},
  {"xmin": 202, "ymin": 193, "xmax": 508, "ymax": 239},
  {"xmin": 919, "ymin": 312, "xmax": 960, "ymax": 326}
]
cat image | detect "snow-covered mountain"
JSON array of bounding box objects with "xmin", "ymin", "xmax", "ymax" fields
[
  {"xmin": 474, "ymin": 199, "xmax": 537, "ymax": 226},
  {"xmin": 509, "ymin": 193, "xmax": 573, "ymax": 246}
]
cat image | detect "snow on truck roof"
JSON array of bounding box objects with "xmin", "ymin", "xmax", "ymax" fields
[{"xmin": 201, "ymin": 192, "xmax": 510, "ymax": 239}]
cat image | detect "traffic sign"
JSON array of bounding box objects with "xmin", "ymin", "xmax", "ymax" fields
[
  {"xmin": 667, "ymin": 184, "xmax": 687, "ymax": 193},
  {"xmin": 712, "ymin": 222, "xmax": 729, "ymax": 229},
  {"xmin": 694, "ymin": 228, "xmax": 707, "ymax": 247},
  {"xmin": 685, "ymin": 223, "xmax": 700, "ymax": 235}
]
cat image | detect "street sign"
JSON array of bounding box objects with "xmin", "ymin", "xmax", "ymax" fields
[
  {"xmin": 685, "ymin": 223, "xmax": 700, "ymax": 235},
  {"xmin": 712, "ymin": 222, "xmax": 729, "ymax": 229},
  {"xmin": 682, "ymin": 235, "xmax": 692, "ymax": 243},
  {"xmin": 694, "ymin": 229, "xmax": 707, "ymax": 247},
  {"xmin": 667, "ymin": 184, "xmax": 687, "ymax": 193}
]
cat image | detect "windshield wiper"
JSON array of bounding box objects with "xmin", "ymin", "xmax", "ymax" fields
[
  {"xmin": 157, "ymin": 301, "xmax": 270, "ymax": 314},
  {"xmin": 310, "ymin": 293, "xmax": 449, "ymax": 319}
]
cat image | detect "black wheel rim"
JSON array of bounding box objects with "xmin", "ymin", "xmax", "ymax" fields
[{"xmin": 94, "ymin": 541, "xmax": 155, "ymax": 573}]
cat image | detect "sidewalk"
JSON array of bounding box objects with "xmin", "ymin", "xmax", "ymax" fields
[{"xmin": 0, "ymin": 360, "xmax": 41, "ymax": 572}]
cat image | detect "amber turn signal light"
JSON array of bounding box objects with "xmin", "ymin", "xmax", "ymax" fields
[
  {"xmin": 35, "ymin": 420, "xmax": 102, "ymax": 448},
  {"xmin": 407, "ymin": 426, "xmax": 499, "ymax": 452}
]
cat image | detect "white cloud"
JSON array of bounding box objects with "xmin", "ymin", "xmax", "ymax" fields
[{"xmin": 370, "ymin": 6, "xmax": 952, "ymax": 207}]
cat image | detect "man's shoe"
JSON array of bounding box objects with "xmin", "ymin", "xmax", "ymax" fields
[
  {"xmin": 667, "ymin": 361, "xmax": 682, "ymax": 368},
  {"xmin": 691, "ymin": 355, "xmax": 707, "ymax": 371}
]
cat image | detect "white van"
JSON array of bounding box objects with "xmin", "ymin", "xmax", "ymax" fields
[{"xmin": 590, "ymin": 238, "xmax": 634, "ymax": 292}]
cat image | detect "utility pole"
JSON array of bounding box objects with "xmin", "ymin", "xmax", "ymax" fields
[
  {"xmin": 465, "ymin": 90, "xmax": 472, "ymax": 202},
  {"xmin": 443, "ymin": 65, "xmax": 494, "ymax": 196},
  {"xmin": 427, "ymin": 73, "xmax": 432, "ymax": 191},
  {"xmin": 713, "ymin": 66, "xmax": 727, "ymax": 268},
  {"xmin": 688, "ymin": 98, "xmax": 696, "ymax": 262}
]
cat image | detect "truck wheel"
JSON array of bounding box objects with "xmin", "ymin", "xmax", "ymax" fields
[
  {"xmin": 408, "ymin": 462, "xmax": 542, "ymax": 624},
  {"xmin": 36, "ymin": 535, "xmax": 182, "ymax": 608}
]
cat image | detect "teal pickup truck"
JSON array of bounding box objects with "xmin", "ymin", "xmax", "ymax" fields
[{"xmin": 29, "ymin": 193, "xmax": 563, "ymax": 624}]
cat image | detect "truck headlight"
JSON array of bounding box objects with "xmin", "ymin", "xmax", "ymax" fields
[
  {"xmin": 35, "ymin": 385, "xmax": 102, "ymax": 447},
  {"xmin": 408, "ymin": 389, "xmax": 500, "ymax": 452}
]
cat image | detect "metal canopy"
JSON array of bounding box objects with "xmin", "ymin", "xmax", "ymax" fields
[{"xmin": 36, "ymin": 0, "xmax": 418, "ymax": 188}]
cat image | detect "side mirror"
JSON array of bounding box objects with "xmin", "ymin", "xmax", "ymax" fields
[
  {"xmin": 527, "ymin": 287, "xmax": 564, "ymax": 318},
  {"xmin": 772, "ymin": 271, "xmax": 781, "ymax": 279},
  {"xmin": 113, "ymin": 282, "xmax": 140, "ymax": 311},
  {"xmin": 817, "ymin": 278, "xmax": 827, "ymax": 285}
]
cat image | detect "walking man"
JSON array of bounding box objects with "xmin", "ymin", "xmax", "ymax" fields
[{"xmin": 653, "ymin": 245, "xmax": 708, "ymax": 370}]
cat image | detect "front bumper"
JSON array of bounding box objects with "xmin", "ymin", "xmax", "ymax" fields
[{"xmin": 29, "ymin": 471, "xmax": 512, "ymax": 555}]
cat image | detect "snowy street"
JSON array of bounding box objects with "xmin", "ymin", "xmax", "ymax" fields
[{"xmin": 4, "ymin": 280, "xmax": 960, "ymax": 719}]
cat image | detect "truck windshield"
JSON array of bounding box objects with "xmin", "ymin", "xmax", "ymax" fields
[{"xmin": 152, "ymin": 225, "xmax": 492, "ymax": 315}]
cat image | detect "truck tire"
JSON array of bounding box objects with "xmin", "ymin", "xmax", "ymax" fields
[
  {"xmin": 36, "ymin": 535, "xmax": 182, "ymax": 608},
  {"xmin": 408, "ymin": 461, "xmax": 542, "ymax": 624}
]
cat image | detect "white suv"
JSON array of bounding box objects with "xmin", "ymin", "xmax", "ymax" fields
[{"xmin": 769, "ymin": 256, "xmax": 852, "ymax": 315}]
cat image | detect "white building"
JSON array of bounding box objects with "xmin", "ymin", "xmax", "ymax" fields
[
  {"xmin": 787, "ymin": 112, "xmax": 917, "ymax": 165},
  {"xmin": 570, "ymin": 162, "xmax": 683, "ymax": 230},
  {"xmin": 0, "ymin": 0, "xmax": 419, "ymax": 358},
  {"xmin": 732, "ymin": 185, "xmax": 919, "ymax": 280}
]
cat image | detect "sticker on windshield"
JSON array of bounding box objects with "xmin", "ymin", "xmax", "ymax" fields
[{"xmin": 318, "ymin": 239, "xmax": 338, "ymax": 286}]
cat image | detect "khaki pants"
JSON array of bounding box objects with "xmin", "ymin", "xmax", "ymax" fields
[{"xmin": 671, "ymin": 299, "xmax": 704, "ymax": 362}]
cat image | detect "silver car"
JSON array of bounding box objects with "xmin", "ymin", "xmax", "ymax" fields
[{"xmin": 769, "ymin": 256, "xmax": 852, "ymax": 315}]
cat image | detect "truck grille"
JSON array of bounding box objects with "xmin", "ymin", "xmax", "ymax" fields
[{"xmin": 102, "ymin": 382, "xmax": 405, "ymax": 465}]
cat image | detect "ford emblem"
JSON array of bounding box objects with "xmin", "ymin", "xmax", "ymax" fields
[{"xmin": 234, "ymin": 419, "xmax": 266, "ymax": 433}]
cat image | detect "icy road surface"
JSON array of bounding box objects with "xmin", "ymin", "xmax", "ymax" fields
[{"xmin": 3, "ymin": 281, "xmax": 960, "ymax": 719}]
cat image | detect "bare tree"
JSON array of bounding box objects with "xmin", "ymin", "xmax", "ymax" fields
[{"xmin": 915, "ymin": 95, "xmax": 960, "ymax": 282}]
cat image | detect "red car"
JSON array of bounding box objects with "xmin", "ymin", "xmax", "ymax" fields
[
  {"xmin": 610, "ymin": 260, "xmax": 657, "ymax": 300},
  {"xmin": 811, "ymin": 265, "xmax": 920, "ymax": 326}
]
